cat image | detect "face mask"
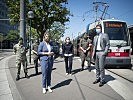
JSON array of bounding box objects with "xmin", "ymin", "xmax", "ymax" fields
[
  {"xmin": 45, "ymin": 38, "xmax": 50, "ymax": 42},
  {"xmin": 66, "ymin": 40, "xmax": 70, "ymax": 43},
  {"xmin": 96, "ymin": 29, "xmax": 101, "ymax": 34}
]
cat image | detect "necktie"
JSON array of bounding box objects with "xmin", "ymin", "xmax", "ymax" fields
[{"xmin": 96, "ymin": 35, "xmax": 102, "ymax": 50}]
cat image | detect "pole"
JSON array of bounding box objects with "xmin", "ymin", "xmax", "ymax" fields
[
  {"xmin": 29, "ymin": 19, "xmax": 31, "ymax": 64},
  {"xmin": 20, "ymin": 0, "xmax": 26, "ymax": 46}
]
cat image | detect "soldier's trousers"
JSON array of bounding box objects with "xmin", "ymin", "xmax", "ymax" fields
[
  {"xmin": 80, "ymin": 52, "xmax": 91, "ymax": 67},
  {"xmin": 33, "ymin": 57, "xmax": 39, "ymax": 73},
  {"xmin": 16, "ymin": 59, "xmax": 28, "ymax": 75}
]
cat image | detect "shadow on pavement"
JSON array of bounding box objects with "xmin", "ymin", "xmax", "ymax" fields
[
  {"xmin": 72, "ymin": 68, "xmax": 81, "ymax": 75},
  {"xmin": 52, "ymin": 79, "xmax": 72, "ymax": 90},
  {"xmin": 72, "ymin": 66, "xmax": 95, "ymax": 75},
  {"xmin": 105, "ymin": 74, "xmax": 116, "ymax": 83},
  {"xmin": 28, "ymin": 68, "xmax": 56, "ymax": 78},
  {"xmin": 29, "ymin": 72, "xmax": 42, "ymax": 78}
]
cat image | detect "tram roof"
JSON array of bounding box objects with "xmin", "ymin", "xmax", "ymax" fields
[{"xmin": 128, "ymin": 25, "xmax": 133, "ymax": 29}]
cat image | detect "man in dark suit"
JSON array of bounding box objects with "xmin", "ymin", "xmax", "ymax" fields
[{"xmin": 92, "ymin": 24, "xmax": 110, "ymax": 87}]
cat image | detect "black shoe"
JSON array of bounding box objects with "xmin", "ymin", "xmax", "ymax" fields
[
  {"xmin": 25, "ymin": 74, "xmax": 30, "ymax": 79},
  {"xmin": 80, "ymin": 68, "xmax": 83, "ymax": 71},
  {"xmin": 99, "ymin": 81, "xmax": 105, "ymax": 87},
  {"xmin": 36, "ymin": 72, "xmax": 39, "ymax": 75},
  {"xmin": 88, "ymin": 67, "xmax": 91, "ymax": 72},
  {"xmin": 80, "ymin": 67, "xmax": 84, "ymax": 71},
  {"xmin": 35, "ymin": 68, "xmax": 38, "ymax": 75},
  {"xmin": 93, "ymin": 79, "xmax": 100, "ymax": 84},
  {"xmin": 16, "ymin": 75, "xmax": 20, "ymax": 81}
]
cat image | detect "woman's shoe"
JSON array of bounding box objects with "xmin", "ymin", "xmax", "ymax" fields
[
  {"xmin": 43, "ymin": 88, "xmax": 46, "ymax": 94},
  {"xmin": 48, "ymin": 86, "xmax": 53, "ymax": 93},
  {"xmin": 66, "ymin": 73, "xmax": 68, "ymax": 75}
]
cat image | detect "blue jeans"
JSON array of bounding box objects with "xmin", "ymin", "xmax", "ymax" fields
[{"xmin": 40, "ymin": 57, "xmax": 53, "ymax": 88}]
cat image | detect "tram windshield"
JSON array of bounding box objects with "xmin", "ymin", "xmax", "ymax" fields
[{"xmin": 104, "ymin": 21, "xmax": 130, "ymax": 47}]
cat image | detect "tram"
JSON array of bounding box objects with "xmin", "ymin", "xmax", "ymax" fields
[{"xmin": 74, "ymin": 19, "xmax": 132, "ymax": 68}]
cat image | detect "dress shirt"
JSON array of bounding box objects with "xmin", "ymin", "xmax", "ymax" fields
[{"xmin": 96, "ymin": 34, "xmax": 102, "ymax": 50}]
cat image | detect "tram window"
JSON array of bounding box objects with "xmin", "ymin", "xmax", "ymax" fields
[{"xmin": 104, "ymin": 22, "xmax": 128, "ymax": 41}]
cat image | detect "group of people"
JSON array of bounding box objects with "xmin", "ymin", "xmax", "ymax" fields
[
  {"xmin": 13, "ymin": 24, "xmax": 110, "ymax": 94},
  {"xmin": 60, "ymin": 24, "xmax": 110, "ymax": 87}
]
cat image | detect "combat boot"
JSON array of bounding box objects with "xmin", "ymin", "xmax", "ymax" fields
[
  {"xmin": 88, "ymin": 66, "xmax": 91, "ymax": 72},
  {"xmin": 25, "ymin": 73, "xmax": 30, "ymax": 79},
  {"xmin": 80, "ymin": 66, "xmax": 84, "ymax": 71},
  {"xmin": 16, "ymin": 74, "xmax": 20, "ymax": 81},
  {"xmin": 35, "ymin": 67, "xmax": 39, "ymax": 75}
]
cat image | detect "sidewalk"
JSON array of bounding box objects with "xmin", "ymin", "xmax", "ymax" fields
[{"xmin": 1, "ymin": 54, "xmax": 133, "ymax": 100}]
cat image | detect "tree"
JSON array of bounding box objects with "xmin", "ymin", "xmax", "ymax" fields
[
  {"xmin": 49, "ymin": 22, "xmax": 65, "ymax": 41},
  {"xmin": 5, "ymin": 0, "xmax": 70, "ymax": 41},
  {"xmin": 6, "ymin": 30, "xmax": 19, "ymax": 43}
]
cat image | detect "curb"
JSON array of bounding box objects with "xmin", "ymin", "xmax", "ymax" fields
[{"xmin": 0, "ymin": 55, "xmax": 22, "ymax": 100}]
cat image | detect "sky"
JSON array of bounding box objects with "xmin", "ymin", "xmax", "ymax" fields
[{"xmin": 62, "ymin": 0, "xmax": 133, "ymax": 40}]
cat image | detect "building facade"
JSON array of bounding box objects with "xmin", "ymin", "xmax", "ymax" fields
[
  {"xmin": 0, "ymin": 0, "xmax": 10, "ymax": 35},
  {"xmin": 0, "ymin": 0, "xmax": 19, "ymax": 49}
]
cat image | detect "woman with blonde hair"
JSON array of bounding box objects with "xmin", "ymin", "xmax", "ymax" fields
[{"xmin": 38, "ymin": 32, "xmax": 54, "ymax": 94}]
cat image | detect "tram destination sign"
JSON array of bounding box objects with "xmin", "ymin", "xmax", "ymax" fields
[{"xmin": 105, "ymin": 22, "xmax": 123, "ymax": 28}]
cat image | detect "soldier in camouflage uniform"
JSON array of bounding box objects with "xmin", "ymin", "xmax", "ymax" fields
[
  {"xmin": 32, "ymin": 40, "xmax": 39, "ymax": 75},
  {"xmin": 79, "ymin": 33, "xmax": 92, "ymax": 72},
  {"xmin": 13, "ymin": 37, "xmax": 29, "ymax": 81}
]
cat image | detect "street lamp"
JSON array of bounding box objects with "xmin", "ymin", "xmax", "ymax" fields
[{"xmin": 28, "ymin": 11, "xmax": 34, "ymax": 64}]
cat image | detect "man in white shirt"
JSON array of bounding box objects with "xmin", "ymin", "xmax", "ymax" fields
[{"xmin": 92, "ymin": 24, "xmax": 110, "ymax": 87}]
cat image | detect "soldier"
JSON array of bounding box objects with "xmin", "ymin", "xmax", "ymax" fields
[
  {"xmin": 32, "ymin": 40, "xmax": 39, "ymax": 75},
  {"xmin": 13, "ymin": 37, "xmax": 29, "ymax": 81},
  {"xmin": 79, "ymin": 33, "xmax": 92, "ymax": 72}
]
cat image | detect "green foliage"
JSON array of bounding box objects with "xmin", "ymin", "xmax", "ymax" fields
[
  {"xmin": 6, "ymin": 30, "xmax": 19, "ymax": 42},
  {"xmin": 5, "ymin": 0, "xmax": 70, "ymax": 41},
  {"xmin": 49, "ymin": 22, "xmax": 65, "ymax": 41}
]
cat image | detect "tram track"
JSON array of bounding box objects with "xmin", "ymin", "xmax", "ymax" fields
[{"xmin": 106, "ymin": 69, "xmax": 133, "ymax": 83}]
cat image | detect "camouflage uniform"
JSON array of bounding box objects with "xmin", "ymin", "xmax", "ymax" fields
[
  {"xmin": 79, "ymin": 34, "xmax": 92, "ymax": 71},
  {"xmin": 32, "ymin": 41, "xmax": 39, "ymax": 74},
  {"xmin": 13, "ymin": 38, "xmax": 29, "ymax": 81}
]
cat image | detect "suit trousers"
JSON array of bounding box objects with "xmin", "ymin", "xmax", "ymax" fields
[
  {"xmin": 64, "ymin": 56, "xmax": 73, "ymax": 74},
  {"xmin": 95, "ymin": 51, "xmax": 106, "ymax": 82},
  {"xmin": 40, "ymin": 57, "xmax": 53, "ymax": 88}
]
